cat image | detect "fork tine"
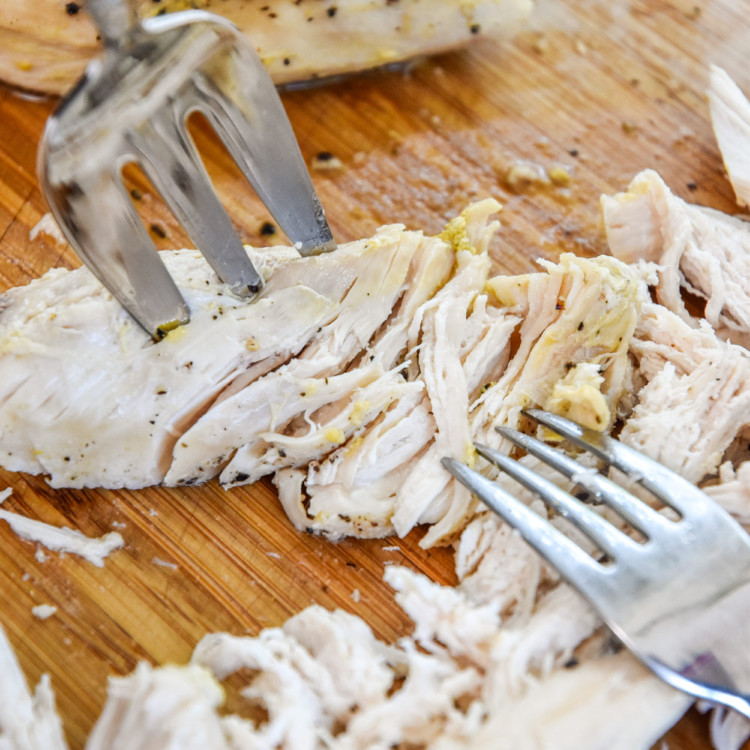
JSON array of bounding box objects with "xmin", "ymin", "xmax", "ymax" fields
[
  {"xmin": 496, "ymin": 426, "xmax": 673, "ymax": 540},
  {"xmin": 442, "ymin": 457, "xmax": 604, "ymax": 581},
  {"xmin": 133, "ymin": 109, "xmax": 264, "ymax": 297},
  {"xmin": 474, "ymin": 442, "xmax": 635, "ymax": 559},
  {"xmin": 43, "ymin": 168, "xmax": 190, "ymax": 337},
  {"xmin": 524, "ymin": 409, "xmax": 712, "ymax": 518},
  {"xmin": 193, "ymin": 51, "xmax": 336, "ymax": 256}
]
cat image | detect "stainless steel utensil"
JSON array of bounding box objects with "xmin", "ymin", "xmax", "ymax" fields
[
  {"xmin": 443, "ymin": 409, "xmax": 750, "ymax": 718},
  {"xmin": 38, "ymin": 0, "xmax": 335, "ymax": 338}
]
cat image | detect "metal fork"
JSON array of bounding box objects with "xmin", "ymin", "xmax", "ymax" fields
[
  {"xmin": 443, "ymin": 409, "xmax": 750, "ymax": 718},
  {"xmin": 38, "ymin": 0, "xmax": 335, "ymax": 339}
]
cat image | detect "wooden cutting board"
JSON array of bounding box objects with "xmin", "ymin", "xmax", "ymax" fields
[{"xmin": 0, "ymin": 0, "xmax": 748, "ymax": 747}]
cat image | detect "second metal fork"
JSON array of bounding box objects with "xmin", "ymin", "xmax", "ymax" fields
[{"xmin": 443, "ymin": 409, "xmax": 750, "ymax": 719}]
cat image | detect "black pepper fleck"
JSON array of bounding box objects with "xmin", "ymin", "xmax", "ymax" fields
[
  {"xmin": 150, "ymin": 223, "xmax": 167, "ymax": 239},
  {"xmin": 469, "ymin": 23, "xmax": 481, "ymax": 33},
  {"xmin": 65, "ymin": 2, "xmax": 81, "ymax": 14},
  {"xmin": 260, "ymin": 221, "xmax": 276, "ymax": 236},
  {"xmin": 327, "ymin": 6, "xmax": 337, "ymax": 16}
]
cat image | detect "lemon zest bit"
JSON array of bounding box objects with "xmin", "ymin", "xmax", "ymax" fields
[{"xmin": 324, "ymin": 428, "xmax": 346, "ymax": 444}]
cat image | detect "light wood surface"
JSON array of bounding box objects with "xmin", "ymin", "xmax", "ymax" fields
[{"xmin": 1, "ymin": 0, "xmax": 749, "ymax": 747}]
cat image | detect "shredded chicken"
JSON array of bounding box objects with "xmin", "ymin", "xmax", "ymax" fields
[
  {"xmin": 84, "ymin": 663, "xmax": 230, "ymax": 750},
  {"xmin": 0, "ymin": 490, "xmax": 124, "ymax": 567},
  {"xmin": 602, "ymin": 169, "xmax": 750, "ymax": 346},
  {"xmin": 66, "ymin": 562, "xmax": 687, "ymax": 750},
  {"xmin": 704, "ymin": 462, "xmax": 750, "ymax": 526},
  {"xmin": 622, "ymin": 302, "xmax": 750, "ymax": 484},
  {"xmin": 0, "ymin": 623, "xmax": 68, "ymax": 750}
]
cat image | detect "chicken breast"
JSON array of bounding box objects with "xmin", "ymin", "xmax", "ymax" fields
[
  {"xmin": 0, "ymin": 0, "xmax": 533, "ymax": 95},
  {"xmin": 0, "ymin": 200, "xmax": 655, "ymax": 551}
]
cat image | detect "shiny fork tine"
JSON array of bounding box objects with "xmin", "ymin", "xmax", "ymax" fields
[
  {"xmin": 473, "ymin": 442, "xmax": 635, "ymax": 560},
  {"xmin": 42, "ymin": 167, "xmax": 190, "ymax": 336},
  {"xmin": 495, "ymin": 426, "xmax": 673, "ymax": 541},
  {"xmin": 442, "ymin": 457, "xmax": 602, "ymax": 581},
  {"xmin": 40, "ymin": 2, "xmax": 336, "ymax": 339},
  {"xmin": 194, "ymin": 44, "xmax": 336, "ymax": 256},
  {"xmin": 134, "ymin": 108, "xmax": 263, "ymax": 296},
  {"xmin": 524, "ymin": 409, "xmax": 714, "ymax": 518}
]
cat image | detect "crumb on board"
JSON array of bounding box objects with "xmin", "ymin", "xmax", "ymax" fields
[
  {"xmin": 311, "ymin": 151, "xmax": 344, "ymax": 171},
  {"xmin": 31, "ymin": 604, "xmax": 57, "ymax": 620}
]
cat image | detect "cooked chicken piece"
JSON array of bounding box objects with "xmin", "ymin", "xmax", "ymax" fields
[
  {"xmin": 277, "ymin": 249, "xmax": 645, "ymax": 548},
  {"xmin": 0, "ymin": 622, "xmax": 68, "ymax": 750},
  {"xmin": 708, "ymin": 65, "xmax": 750, "ymax": 209},
  {"xmin": 0, "ymin": 489, "xmax": 123, "ymax": 567},
  {"xmin": 0, "ymin": 201, "xmax": 507, "ymax": 547},
  {"xmin": 85, "ymin": 663, "xmax": 230, "ymax": 750},
  {"xmin": 602, "ymin": 169, "xmax": 750, "ymax": 346},
  {"xmin": 0, "ymin": 218, "xmax": 446, "ymax": 490},
  {"xmin": 622, "ymin": 301, "xmax": 750, "ymax": 484},
  {"xmin": 0, "ymin": 202, "xmax": 658, "ymax": 554},
  {"xmin": 193, "ymin": 604, "xmax": 482, "ymax": 748},
  {"xmin": 0, "ymin": 552, "xmax": 691, "ymax": 750},
  {"xmin": 704, "ymin": 461, "xmax": 750, "ymax": 526},
  {"xmin": 472, "ymin": 252, "xmax": 643, "ymax": 448},
  {"xmin": 168, "ymin": 226, "xmax": 453, "ymax": 487},
  {"xmin": 0, "ymin": 0, "xmax": 533, "ymax": 95},
  {"xmin": 127, "ymin": 555, "xmax": 683, "ymax": 750},
  {"xmin": 273, "ymin": 201, "xmax": 515, "ymax": 544}
]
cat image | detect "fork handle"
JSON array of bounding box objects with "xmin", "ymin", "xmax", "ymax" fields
[{"xmin": 84, "ymin": 0, "xmax": 139, "ymax": 47}]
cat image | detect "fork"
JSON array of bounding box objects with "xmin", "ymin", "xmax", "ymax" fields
[
  {"xmin": 38, "ymin": 0, "xmax": 335, "ymax": 339},
  {"xmin": 443, "ymin": 409, "xmax": 750, "ymax": 718}
]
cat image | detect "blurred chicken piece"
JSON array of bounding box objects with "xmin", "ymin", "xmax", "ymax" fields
[
  {"xmin": 0, "ymin": 0, "xmax": 533, "ymax": 95},
  {"xmin": 709, "ymin": 65, "xmax": 750, "ymax": 209}
]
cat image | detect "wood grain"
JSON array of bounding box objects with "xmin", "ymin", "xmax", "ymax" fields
[{"xmin": 0, "ymin": 0, "xmax": 749, "ymax": 747}]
